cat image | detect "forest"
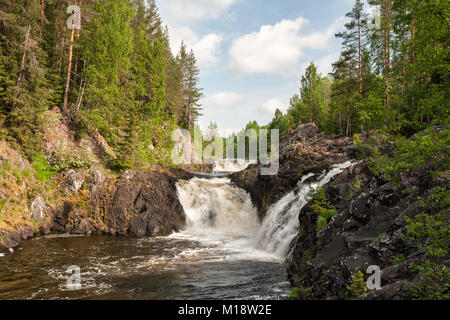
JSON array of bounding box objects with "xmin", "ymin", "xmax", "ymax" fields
[
  {"xmin": 0, "ymin": 0, "xmax": 203, "ymax": 170},
  {"xmin": 256, "ymin": 0, "xmax": 449, "ymax": 142}
]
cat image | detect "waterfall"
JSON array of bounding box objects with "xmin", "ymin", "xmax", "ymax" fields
[
  {"xmin": 213, "ymin": 159, "xmax": 256, "ymax": 173},
  {"xmin": 256, "ymin": 161, "xmax": 354, "ymax": 258},
  {"xmin": 175, "ymin": 160, "xmax": 354, "ymax": 261},
  {"xmin": 176, "ymin": 177, "xmax": 260, "ymax": 237}
]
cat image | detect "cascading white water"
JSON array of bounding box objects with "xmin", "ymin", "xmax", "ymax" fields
[
  {"xmin": 256, "ymin": 161, "xmax": 354, "ymax": 258},
  {"xmin": 174, "ymin": 160, "xmax": 354, "ymax": 261},
  {"xmin": 176, "ymin": 177, "xmax": 260, "ymax": 237},
  {"xmin": 173, "ymin": 177, "xmax": 277, "ymax": 261},
  {"xmin": 213, "ymin": 159, "xmax": 256, "ymax": 173}
]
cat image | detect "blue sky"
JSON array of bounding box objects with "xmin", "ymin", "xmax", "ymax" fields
[{"xmin": 156, "ymin": 0, "xmax": 359, "ymax": 135}]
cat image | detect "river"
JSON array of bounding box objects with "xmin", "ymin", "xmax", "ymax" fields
[{"xmin": 0, "ymin": 160, "xmax": 353, "ymax": 300}]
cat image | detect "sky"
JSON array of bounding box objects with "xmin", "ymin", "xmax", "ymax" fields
[{"xmin": 156, "ymin": 0, "xmax": 360, "ymax": 136}]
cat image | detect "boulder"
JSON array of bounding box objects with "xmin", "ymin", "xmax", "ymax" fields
[
  {"xmin": 108, "ymin": 170, "xmax": 188, "ymax": 237},
  {"xmin": 31, "ymin": 196, "xmax": 47, "ymax": 222}
]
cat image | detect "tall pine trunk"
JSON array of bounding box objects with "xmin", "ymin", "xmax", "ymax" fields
[
  {"xmin": 40, "ymin": 0, "xmax": 45, "ymax": 40},
  {"xmin": 62, "ymin": 7, "xmax": 77, "ymax": 118},
  {"xmin": 358, "ymin": 19, "xmax": 362, "ymax": 95},
  {"xmin": 17, "ymin": 26, "xmax": 31, "ymax": 87}
]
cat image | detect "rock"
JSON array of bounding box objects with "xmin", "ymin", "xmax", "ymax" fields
[
  {"xmin": 73, "ymin": 219, "xmax": 96, "ymax": 235},
  {"xmin": 286, "ymin": 156, "xmax": 449, "ymax": 300},
  {"xmin": 50, "ymin": 202, "xmax": 73, "ymax": 233},
  {"xmin": 91, "ymin": 167, "xmax": 104, "ymax": 194},
  {"xmin": 39, "ymin": 224, "xmax": 51, "ymax": 235},
  {"xmin": 64, "ymin": 169, "xmax": 84, "ymax": 192},
  {"xmin": 31, "ymin": 197, "xmax": 47, "ymax": 222},
  {"xmin": 108, "ymin": 170, "xmax": 188, "ymax": 237}
]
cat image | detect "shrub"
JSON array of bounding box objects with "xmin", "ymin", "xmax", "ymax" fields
[
  {"xmin": 405, "ymin": 187, "xmax": 450, "ymax": 300},
  {"xmin": 33, "ymin": 153, "xmax": 55, "ymax": 182},
  {"xmin": 347, "ymin": 271, "xmax": 367, "ymax": 298},
  {"xmin": 289, "ymin": 287, "xmax": 299, "ymax": 300},
  {"xmin": 49, "ymin": 143, "xmax": 93, "ymax": 172},
  {"xmin": 309, "ymin": 188, "xmax": 338, "ymax": 231},
  {"xmin": 391, "ymin": 254, "xmax": 406, "ymax": 265},
  {"xmin": 316, "ymin": 209, "xmax": 338, "ymax": 231},
  {"xmin": 369, "ymin": 127, "xmax": 449, "ymax": 182}
]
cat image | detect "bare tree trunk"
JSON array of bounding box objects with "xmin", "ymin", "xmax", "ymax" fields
[
  {"xmin": 386, "ymin": 28, "xmax": 391, "ymax": 111},
  {"xmin": 411, "ymin": 15, "xmax": 416, "ymax": 65},
  {"xmin": 40, "ymin": 0, "xmax": 45, "ymax": 40},
  {"xmin": 58, "ymin": 36, "xmax": 65, "ymax": 74},
  {"xmin": 74, "ymin": 0, "xmax": 82, "ymax": 76},
  {"xmin": 358, "ymin": 19, "xmax": 362, "ymax": 95},
  {"xmin": 62, "ymin": 9, "xmax": 76, "ymax": 118},
  {"xmin": 17, "ymin": 25, "xmax": 31, "ymax": 87}
]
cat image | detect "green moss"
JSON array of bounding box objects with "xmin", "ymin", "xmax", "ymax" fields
[{"xmin": 376, "ymin": 232, "xmax": 387, "ymax": 243}]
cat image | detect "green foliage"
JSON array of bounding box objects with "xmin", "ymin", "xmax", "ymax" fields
[
  {"xmin": 391, "ymin": 254, "xmax": 406, "ymax": 265},
  {"xmin": 32, "ymin": 153, "xmax": 55, "ymax": 182},
  {"xmin": 376, "ymin": 232, "xmax": 388, "ymax": 243},
  {"xmin": 405, "ymin": 187, "xmax": 450, "ymax": 300},
  {"xmin": 409, "ymin": 261, "xmax": 450, "ymax": 300},
  {"xmin": 317, "ymin": 209, "xmax": 338, "ymax": 231},
  {"xmin": 309, "ymin": 188, "xmax": 331, "ymax": 215},
  {"xmin": 49, "ymin": 143, "xmax": 93, "ymax": 172},
  {"xmin": 289, "ymin": 287, "xmax": 299, "ymax": 300},
  {"xmin": 21, "ymin": 169, "xmax": 31, "ymax": 178},
  {"xmin": 347, "ymin": 270, "xmax": 367, "ymax": 298},
  {"xmin": 370, "ymin": 127, "xmax": 450, "ymax": 181},
  {"xmin": 2, "ymin": 161, "xmax": 12, "ymax": 171},
  {"xmin": 0, "ymin": 198, "xmax": 7, "ymax": 212},
  {"xmin": 309, "ymin": 188, "xmax": 338, "ymax": 231}
]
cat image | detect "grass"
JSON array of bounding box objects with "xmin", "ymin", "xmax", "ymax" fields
[{"xmin": 32, "ymin": 153, "xmax": 55, "ymax": 182}]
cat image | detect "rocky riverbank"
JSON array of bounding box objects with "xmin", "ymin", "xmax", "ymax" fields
[
  {"xmin": 231, "ymin": 124, "xmax": 357, "ymax": 219},
  {"xmin": 231, "ymin": 124, "xmax": 449, "ymax": 300},
  {"xmin": 0, "ymin": 162, "xmax": 192, "ymax": 252}
]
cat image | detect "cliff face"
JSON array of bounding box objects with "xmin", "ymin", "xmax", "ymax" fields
[
  {"xmin": 107, "ymin": 169, "xmax": 192, "ymax": 237},
  {"xmin": 0, "ymin": 135, "xmax": 192, "ymax": 252},
  {"xmin": 230, "ymin": 124, "xmax": 356, "ymax": 219},
  {"xmin": 286, "ymin": 160, "xmax": 448, "ymax": 299},
  {"xmin": 230, "ymin": 124, "xmax": 449, "ymax": 300}
]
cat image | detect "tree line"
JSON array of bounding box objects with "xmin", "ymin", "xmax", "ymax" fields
[
  {"xmin": 0, "ymin": 0, "xmax": 203, "ymax": 169},
  {"xmin": 264, "ymin": 0, "xmax": 448, "ymax": 139}
]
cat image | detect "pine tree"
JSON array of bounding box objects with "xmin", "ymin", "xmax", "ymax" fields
[
  {"xmin": 336, "ymin": 0, "xmax": 368, "ymax": 95},
  {"xmin": 178, "ymin": 44, "xmax": 203, "ymax": 130}
]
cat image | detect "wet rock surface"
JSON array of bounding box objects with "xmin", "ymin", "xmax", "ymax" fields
[
  {"xmin": 107, "ymin": 170, "xmax": 191, "ymax": 237},
  {"xmin": 286, "ymin": 160, "xmax": 449, "ymax": 300},
  {"xmin": 231, "ymin": 124, "xmax": 356, "ymax": 218}
]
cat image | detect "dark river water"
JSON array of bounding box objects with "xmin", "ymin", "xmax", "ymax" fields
[{"xmin": 0, "ymin": 235, "xmax": 290, "ymax": 300}]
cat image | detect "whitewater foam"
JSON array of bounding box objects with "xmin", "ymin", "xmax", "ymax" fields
[{"xmin": 175, "ymin": 160, "xmax": 355, "ymax": 261}]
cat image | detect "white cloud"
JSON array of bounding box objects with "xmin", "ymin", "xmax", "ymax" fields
[
  {"xmin": 202, "ymin": 92, "xmax": 245, "ymax": 109},
  {"xmin": 159, "ymin": 0, "xmax": 237, "ymax": 24},
  {"xmin": 167, "ymin": 26, "xmax": 223, "ymax": 68},
  {"xmin": 259, "ymin": 98, "xmax": 288, "ymax": 115},
  {"xmin": 316, "ymin": 53, "xmax": 340, "ymax": 76},
  {"xmin": 229, "ymin": 17, "xmax": 342, "ymax": 76}
]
